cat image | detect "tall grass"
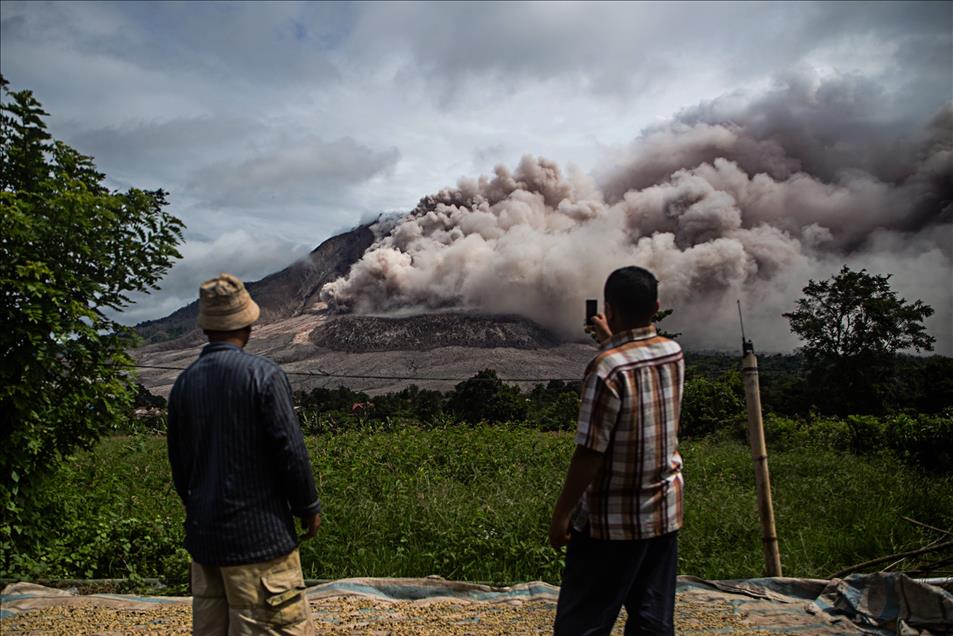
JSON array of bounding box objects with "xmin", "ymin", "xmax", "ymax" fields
[
  {"xmin": 303, "ymin": 426, "xmax": 568, "ymax": 583},
  {"xmin": 6, "ymin": 426, "xmax": 951, "ymax": 586}
]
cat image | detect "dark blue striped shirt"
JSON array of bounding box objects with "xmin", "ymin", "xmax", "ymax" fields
[{"xmin": 167, "ymin": 341, "xmax": 321, "ymax": 566}]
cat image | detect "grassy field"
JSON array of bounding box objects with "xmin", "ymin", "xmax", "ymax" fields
[{"xmin": 7, "ymin": 426, "xmax": 952, "ymax": 588}]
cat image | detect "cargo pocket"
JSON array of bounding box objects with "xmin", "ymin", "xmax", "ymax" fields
[{"xmin": 257, "ymin": 567, "xmax": 308, "ymax": 627}]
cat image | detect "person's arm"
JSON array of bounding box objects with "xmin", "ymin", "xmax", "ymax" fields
[
  {"xmin": 261, "ymin": 370, "xmax": 322, "ymax": 538},
  {"xmin": 549, "ymin": 445, "xmax": 604, "ymax": 548},
  {"xmin": 549, "ymin": 371, "xmax": 620, "ymax": 548},
  {"xmin": 166, "ymin": 381, "xmax": 190, "ymax": 505}
]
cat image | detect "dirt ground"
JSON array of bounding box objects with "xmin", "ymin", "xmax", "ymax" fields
[{"xmin": 0, "ymin": 594, "xmax": 782, "ymax": 635}]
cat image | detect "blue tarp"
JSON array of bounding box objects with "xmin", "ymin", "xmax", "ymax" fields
[{"xmin": 2, "ymin": 573, "xmax": 951, "ymax": 634}]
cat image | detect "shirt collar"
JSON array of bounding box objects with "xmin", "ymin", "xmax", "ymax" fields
[
  {"xmin": 601, "ymin": 325, "xmax": 657, "ymax": 350},
  {"xmin": 201, "ymin": 341, "xmax": 243, "ymax": 356}
]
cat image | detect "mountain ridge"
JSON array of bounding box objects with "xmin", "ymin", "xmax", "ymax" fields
[{"xmin": 135, "ymin": 224, "xmax": 375, "ymax": 344}]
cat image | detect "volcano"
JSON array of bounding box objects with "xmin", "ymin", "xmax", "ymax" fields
[{"xmin": 132, "ymin": 224, "xmax": 595, "ymax": 396}]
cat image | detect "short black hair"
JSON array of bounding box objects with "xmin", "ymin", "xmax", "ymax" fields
[{"xmin": 604, "ymin": 266, "xmax": 658, "ymax": 325}]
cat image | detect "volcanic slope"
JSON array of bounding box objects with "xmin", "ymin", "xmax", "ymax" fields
[
  {"xmin": 135, "ymin": 224, "xmax": 377, "ymax": 345},
  {"xmin": 132, "ymin": 225, "xmax": 594, "ymax": 396}
]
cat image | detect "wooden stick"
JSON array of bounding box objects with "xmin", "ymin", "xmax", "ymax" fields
[
  {"xmin": 902, "ymin": 516, "xmax": 952, "ymax": 537},
  {"xmin": 909, "ymin": 555, "xmax": 953, "ymax": 572},
  {"xmin": 830, "ymin": 540, "xmax": 953, "ymax": 579}
]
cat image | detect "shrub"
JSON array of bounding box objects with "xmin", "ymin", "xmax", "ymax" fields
[
  {"xmin": 528, "ymin": 381, "xmax": 581, "ymax": 431},
  {"xmin": 803, "ymin": 417, "xmax": 853, "ymax": 452},
  {"xmin": 680, "ymin": 372, "xmax": 745, "ymax": 438},
  {"xmin": 536, "ymin": 391, "xmax": 581, "ymax": 432},
  {"xmin": 884, "ymin": 410, "xmax": 953, "ymax": 472},
  {"xmin": 845, "ymin": 415, "xmax": 886, "ymax": 454},
  {"xmin": 447, "ymin": 369, "xmax": 528, "ymax": 424},
  {"xmin": 295, "ymin": 386, "xmax": 371, "ymax": 413},
  {"xmin": 762, "ymin": 414, "xmax": 801, "ymax": 450}
]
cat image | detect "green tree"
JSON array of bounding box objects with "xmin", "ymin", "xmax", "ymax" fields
[
  {"xmin": 528, "ymin": 380, "xmax": 582, "ymax": 431},
  {"xmin": 652, "ymin": 308, "xmax": 681, "ymax": 339},
  {"xmin": 0, "ymin": 77, "xmax": 184, "ymax": 563},
  {"xmin": 782, "ymin": 266, "xmax": 934, "ymax": 414},
  {"xmin": 447, "ymin": 369, "xmax": 528, "ymax": 424}
]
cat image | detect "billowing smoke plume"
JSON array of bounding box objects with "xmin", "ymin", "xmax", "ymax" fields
[{"xmin": 321, "ymin": 71, "xmax": 953, "ymax": 353}]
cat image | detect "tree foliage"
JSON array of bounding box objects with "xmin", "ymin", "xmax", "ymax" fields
[
  {"xmin": 680, "ymin": 371, "xmax": 745, "ymax": 438},
  {"xmin": 652, "ymin": 308, "xmax": 681, "ymax": 339},
  {"xmin": 0, "ymin": 77, "xmax": 184, "ymax": 556},
  {"xmin": 528, "ymin": 380, "xmax": 582, "ymax": 431},
  {"xmin": 783, "ymin": 266, "xmax": 934, "ymax": 414},
  {"xmin": 447, "ymin": 369, "xmax": 528, "ymax": 424}
]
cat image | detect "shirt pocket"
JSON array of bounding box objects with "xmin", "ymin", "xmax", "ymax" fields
[{"xmin": 257, "ymin": 566, "xmax": 308, "ymax": 626}]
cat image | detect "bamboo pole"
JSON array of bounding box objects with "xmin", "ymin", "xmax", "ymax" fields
[{"xmin": 742, "ymin": 348, "xmax": 783, "ymax": 577}]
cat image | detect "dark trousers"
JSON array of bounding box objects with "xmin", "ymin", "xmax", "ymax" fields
[{"xmin": 553, "ymin": 529, "xmax": 678, "ymax": 636}]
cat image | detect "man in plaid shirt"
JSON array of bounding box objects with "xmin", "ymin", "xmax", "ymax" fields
[{"xmin": 550, "ymin": 266, "xmax": 684, "ymax": 636}]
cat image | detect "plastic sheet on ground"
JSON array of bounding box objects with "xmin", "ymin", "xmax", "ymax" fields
[{"xmin": 1, "ymin": 573, "xmax": 951, "ymax": 635}]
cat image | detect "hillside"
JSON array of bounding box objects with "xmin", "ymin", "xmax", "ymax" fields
[
  {"xmin": 132, "ymin": 310, "xmax": 595, "ymax": 396},
  {"xmin": 132, "ymin": 223, "xmax": 603, "ymax": 396},
  {"xmin": 135, "ymin": 224, "xmax": 376, "ymax": 344},
  {"xmin": 309, "ymin": 313, "xmax": 562, "ymax": 352}
]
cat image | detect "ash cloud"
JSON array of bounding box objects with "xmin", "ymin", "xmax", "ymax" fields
[{"xmin": 321, "ymin": 71, "xmax": 952, "ymax": 353}]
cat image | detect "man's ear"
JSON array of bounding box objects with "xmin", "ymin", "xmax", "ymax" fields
[
  {"xmin": 654, "ymin": 300, "xmax": 660, "ymax": 317},
  {"xmin": 605, "ymin": 300, "xmax": 614, "ymax": 322}
]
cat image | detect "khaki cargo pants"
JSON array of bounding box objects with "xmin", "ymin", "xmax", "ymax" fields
[{"xmin": 191, "ymin": 549, "xmax": 315, "ymax": 635}]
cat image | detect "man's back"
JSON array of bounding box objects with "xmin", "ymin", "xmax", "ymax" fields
[
  {"xmin": 550, "ymin": 266, "xmax": 684, "ymax": 636},
  {"xmin": 170, "ymin": 272, "xmax": 319, "ymax": 634},
  {"xmin": 575, "ymin": 326, "xmax": 685, "ymax": 541},
  {"xmin": 168, "ymin": 342, "xmax": 320, "ymax": 566}
]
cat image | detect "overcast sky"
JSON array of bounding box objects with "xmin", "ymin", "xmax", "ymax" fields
[{"xmin": 1, "ymin": 1, "xmax": 951, "ymax": 329}]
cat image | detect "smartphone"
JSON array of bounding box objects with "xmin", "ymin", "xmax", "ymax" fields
[{"xmin": 586, "ymin": 299, "xmax": 598, "ymax": 325}]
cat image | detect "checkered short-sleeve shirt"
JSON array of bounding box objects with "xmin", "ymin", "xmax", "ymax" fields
[{"xmin": 573, "ymin": 325, "xmax": 685, "ymax": 540}]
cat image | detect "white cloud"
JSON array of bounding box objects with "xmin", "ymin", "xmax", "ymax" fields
[{"xmin": 189, "ymin": 135, "xmax": 400, "ymax": 208}]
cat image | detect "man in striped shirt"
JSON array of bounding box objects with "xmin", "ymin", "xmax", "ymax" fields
[
  {"xmin": 550, "ymin": 266, "xmax": 684, "ymax": 636},
  {"xmin": 168, "ymin": 273, "xmax": 321, "ymax": 635}
]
